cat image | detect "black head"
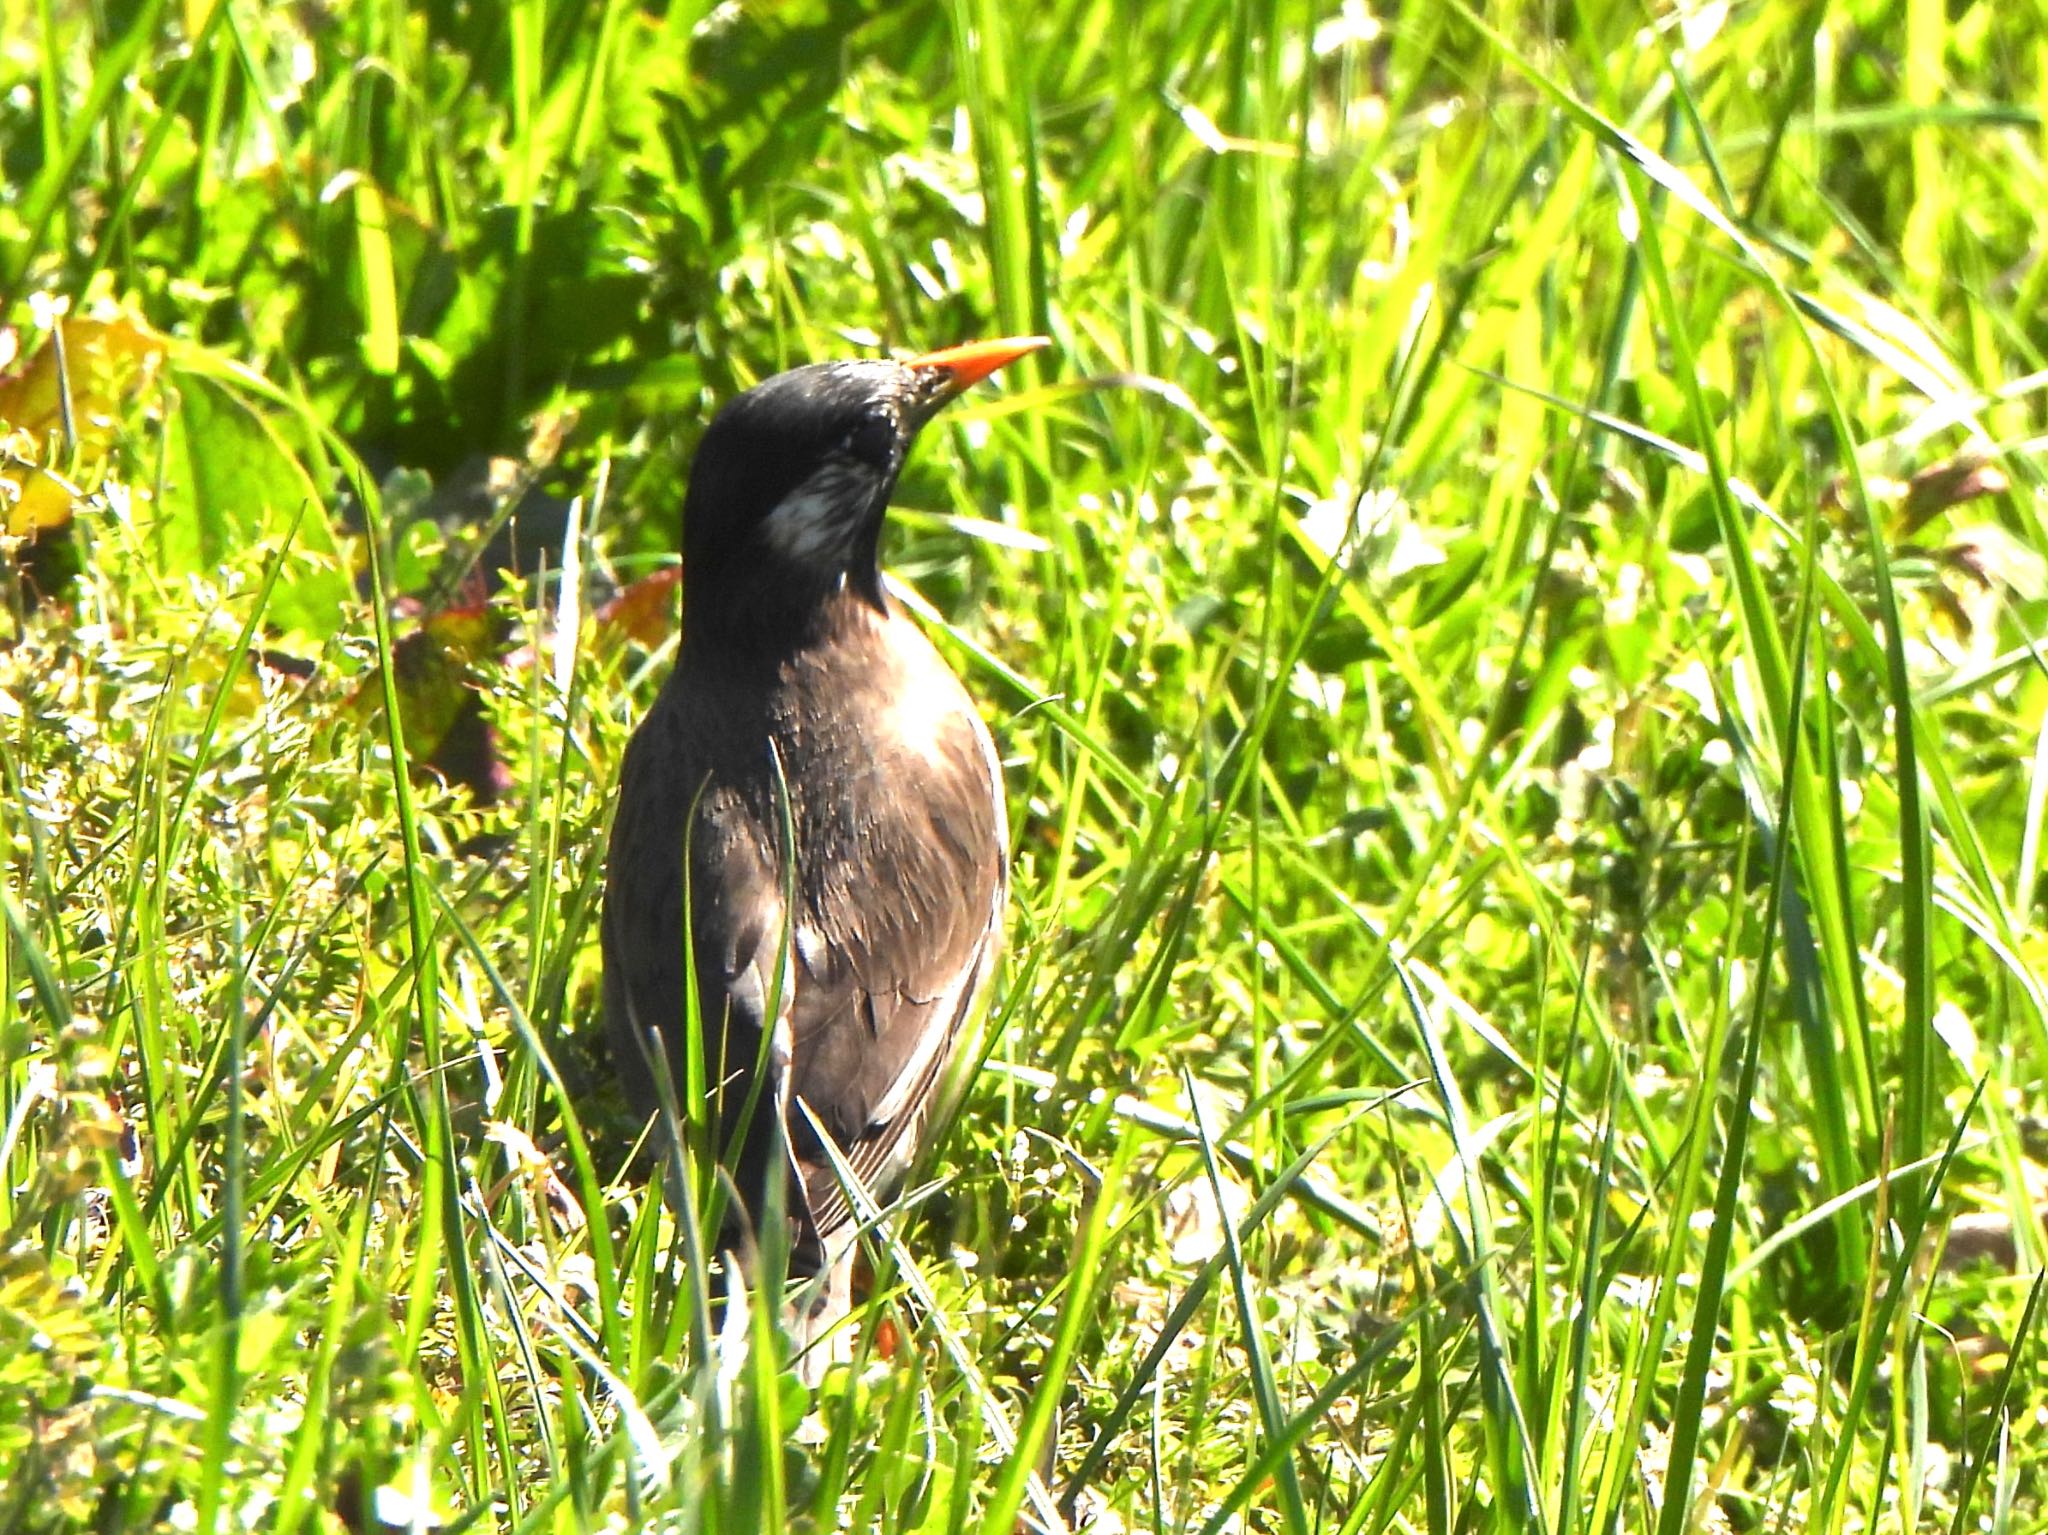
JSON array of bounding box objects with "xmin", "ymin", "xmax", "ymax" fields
[{"xmin": 680, "ymin": 338, "xmax": 1046, "ymax": 647}]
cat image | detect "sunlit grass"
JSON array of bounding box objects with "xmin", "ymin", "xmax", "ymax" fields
[{"xmin": 2, "ymin": 0, "xmax": 2046, "ymax": 1529}]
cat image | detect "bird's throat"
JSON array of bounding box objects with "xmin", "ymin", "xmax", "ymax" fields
[{"xmin": 681, "ymin": 562, "xmax": 891, "ymax": 666}]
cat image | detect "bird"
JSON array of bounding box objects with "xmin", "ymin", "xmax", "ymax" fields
[{"xmin": 602, "ymin": 336, "xmax": 1046, "ymax": 1379}]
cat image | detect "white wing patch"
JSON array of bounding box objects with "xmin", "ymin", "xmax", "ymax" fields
[{"xmin": 794, "ymin": 921, "xmax": 828, "ymax": 972}]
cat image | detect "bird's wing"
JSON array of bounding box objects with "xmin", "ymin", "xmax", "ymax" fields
[
  {"xmin": 602, "ymin": 713, "xmax": 793, "ymax": 1200},
  {"xmin": 784, "ymin": 709, "xmax": 1007, "ymax": 1244}
]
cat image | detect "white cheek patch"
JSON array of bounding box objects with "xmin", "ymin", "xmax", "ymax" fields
[{"xmin": 762, "ymin": 462, "xmax": 876, "ymax": 564}]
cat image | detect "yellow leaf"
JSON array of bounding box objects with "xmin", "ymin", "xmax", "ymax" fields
[
  {"xmin": 2, "ymin": 462, "xmax": 86, "ymax": 537},
  {"xmin": 0, "ymin": 307, "xmax": 167, "ymax": 455}
]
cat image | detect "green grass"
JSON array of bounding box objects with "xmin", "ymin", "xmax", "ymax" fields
[{"xmin": 3, "ymin": 0, "xmax": 2047, "ymax": 1529}]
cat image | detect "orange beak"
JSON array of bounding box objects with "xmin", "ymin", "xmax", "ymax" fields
[{"xmin": 906, "ymin": 335, "xmax": 1050, "ymax": 394}]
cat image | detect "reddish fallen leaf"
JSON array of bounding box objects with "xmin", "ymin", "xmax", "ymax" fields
[
  {"xmin": 349, "ymin": 600, "xmax": 513, "ymax": 802},
  {"xmin": 872, "ymin": 1314, "xmax": 902, "ymax": 1362},
  {"xmin": 597, "ymin": 566, "xmax": 681, "ymax": 648}
]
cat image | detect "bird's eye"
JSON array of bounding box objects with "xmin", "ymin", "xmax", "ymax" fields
[{"xmin": 845, "ymin": 410, "xmax": 898, "ymax": 470}]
